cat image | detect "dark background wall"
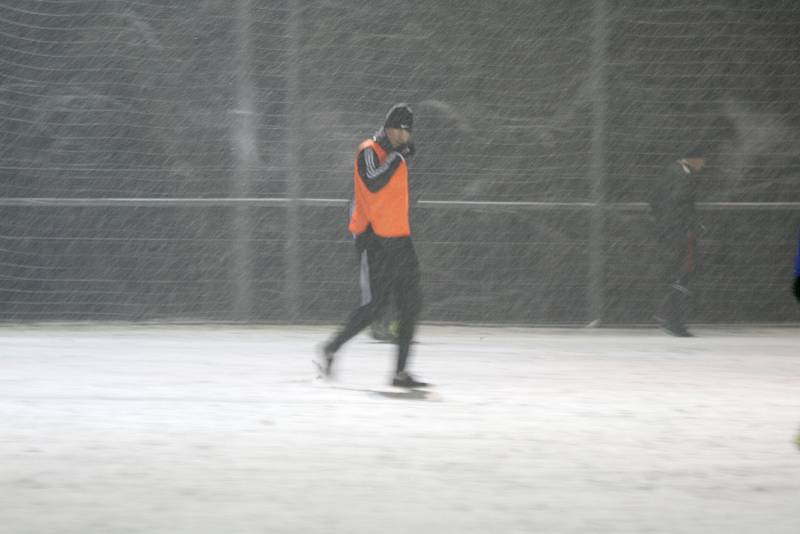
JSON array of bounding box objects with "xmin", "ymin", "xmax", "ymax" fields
[{"xmin": 1, "ymin": 0, "xmax": 799, "ymax": 324}]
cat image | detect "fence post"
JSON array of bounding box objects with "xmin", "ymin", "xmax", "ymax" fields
[
  {"xmin": 232, "ymin": 0, "xmax": 256, "ymax": 321},
  {"xmin": 285, "ymin": 0, "xmax": 302, "ymax": 322},
  {"xmin": 588, "ymin": 0, "xmax": 609, "ymax": 325}
]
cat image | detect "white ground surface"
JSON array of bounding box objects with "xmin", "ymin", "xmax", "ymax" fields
[{"xmin": 1, "ymin": 325, "xmax": 799, "ymax": 534}]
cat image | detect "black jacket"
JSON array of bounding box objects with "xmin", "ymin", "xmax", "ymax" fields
[{"xmin": 649, "ymin": 160, "xmax": 697, "ymax": 239}]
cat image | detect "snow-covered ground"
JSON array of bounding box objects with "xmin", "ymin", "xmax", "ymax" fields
[{"xmin": 1, "ymin": 325, "xmax": 799, "ymax": 534}]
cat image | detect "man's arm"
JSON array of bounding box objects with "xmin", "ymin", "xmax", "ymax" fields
[{"xmin": 357, "ymin": 146, "xmax": 404, "ymax": 193}]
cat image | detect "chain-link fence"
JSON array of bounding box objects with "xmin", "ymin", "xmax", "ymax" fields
[{"xmin": 1, "ymin": 1, "xmax": 799, "ymax": 323}]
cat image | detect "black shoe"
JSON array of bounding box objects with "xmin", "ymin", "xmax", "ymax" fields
[
  {"xmin": 669, "ymin": 324, "xmax": 693, "ymax": 337},
  {"xmin": 656, "ymin": 317, "xmax": 693, "ymax": 337},
  {"xmin": 314, "ymin": 345, "xmax": 335, "ymax": 379},
  {"xmin": 391, "ymin": 371, "xmax": 430, "ymax": 389}
]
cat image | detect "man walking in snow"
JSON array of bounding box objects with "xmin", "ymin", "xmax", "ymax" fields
[
  {"xmin": 649, "ymin": 146, "xmax": 705, "ymax": 337},
  {"xmin": 319, "ymin": 103, "xmax": 428, "ymax": 388}
]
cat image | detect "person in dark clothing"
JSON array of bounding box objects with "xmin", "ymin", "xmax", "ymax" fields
[
  {"xmin": 794, "ymin": 233, "xmax": 800, "ymax": 302},
  {"xmin": 649, "ymin": 146, "xmax": 705, "ymax": 337},
  {"xmin": 318, "ymin": 103, "xmax": 427, "ymax": 388}
]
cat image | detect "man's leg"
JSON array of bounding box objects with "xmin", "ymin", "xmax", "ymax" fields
[
  {"xmin": 391, "ymin": 240, "xmax": 425, "ymax": 386},
  {"xmin": 658, "ymin": 279, "xmax": 690, "ymax": 334},
  {"xmin": 363, "ymin": 234, "xmax": 398, "ymax": 343},
  {"xmin": 369, "ymin": 297, "xmax": 397, "ymax": 342},
  {"xmin": 325, "ymin": 238, "xmax": 389, "ymax": 356},
  {"xmin": 656, "ymin": 233, "xmax": 694, "ymax": 336}
]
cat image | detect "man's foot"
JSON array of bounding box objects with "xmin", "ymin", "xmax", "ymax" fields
[
  {"xmin": 655, "ymin": 316, "xmax": 693, "ymax": 337},
  {"xmin": 668, "ymin": 324, "xmax": 693, "ymax": 337},
  {"xmin": 391, "ymin": 371, "xmax": 430, "ymax": 389},
  {"xmin": 314, "ymin": 345, "xmax": 335, "ymax": 379}
]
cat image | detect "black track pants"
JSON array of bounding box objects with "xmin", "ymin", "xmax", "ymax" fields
[
  {"xmin": 327, "ymin": 234, "xmax": 422, "ymax": 373},
  {"xmin": 656, "ymin": 231, "xmax": 696, "ymax": 325}
]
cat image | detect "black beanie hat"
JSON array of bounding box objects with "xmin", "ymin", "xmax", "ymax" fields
[
  {"xmin": 684, "ymin": 145, "xmax": 705, "ymax": 159},
  {"xmin": 384, "ymin": 103, "xmax": 413, "ymax": 131}
]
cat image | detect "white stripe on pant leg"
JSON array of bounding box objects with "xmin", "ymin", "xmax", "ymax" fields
[
  {"xmin": 359, "ymin": 250, "xmax": 371, "ymax": 305},
  {"xmin": 671, "ymin": 282, "xmax": 690, "ymax": 295}
]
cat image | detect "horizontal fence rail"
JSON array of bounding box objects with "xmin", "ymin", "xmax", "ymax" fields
[
  {"xmin": 3, "ymin": 198, "xmax": 800, "ymax": 210},
  {"xmin": 2, "ymin": 198, "xmax": 798, "ymax": 324}
]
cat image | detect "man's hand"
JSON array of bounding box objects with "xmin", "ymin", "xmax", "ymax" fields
[{"xmin": 397, "ymin": 142, "xmax": 416, "ymax": 160}]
